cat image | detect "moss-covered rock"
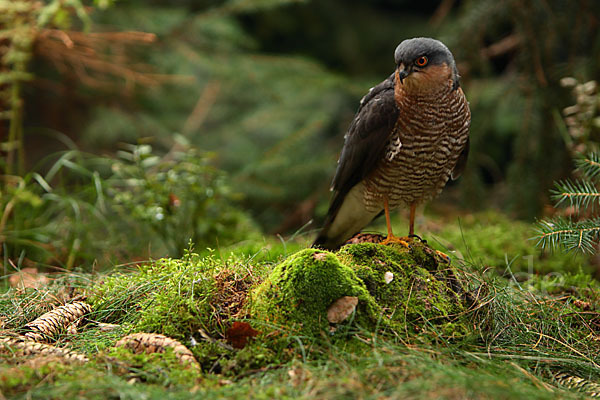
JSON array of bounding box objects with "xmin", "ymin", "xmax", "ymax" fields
[
  {"xmin": 89, "ymin": 241, "xmax": 469, "ymax": 375},
  {"xmin": 250, "ymin": 242, "xmax": 466, "ymax": 336},
  {"xmin": 249, "ymin": 248, "xmax": 378, "ymax": 335},
  {"xmin": 340, "ymin": 243, "xmax": 465, "ymax": 326}
]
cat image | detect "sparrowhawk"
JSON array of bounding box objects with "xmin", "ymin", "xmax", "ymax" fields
[{"xmin": 313, "ymin": 37, "xmax": 471, "ymax": 250}]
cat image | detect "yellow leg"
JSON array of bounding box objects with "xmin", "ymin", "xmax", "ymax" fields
[{"xmin": 380, "ymin": 197, "xmax": 410, "ymax": 248}]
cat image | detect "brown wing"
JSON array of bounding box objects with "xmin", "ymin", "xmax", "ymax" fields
[
  {"xmin": 328, "ymin": 73, "xmax": 399, "ymax": 215},
  {"xmin": 313, "ymin": 74, "xmax": 399, "ymax": 248}
]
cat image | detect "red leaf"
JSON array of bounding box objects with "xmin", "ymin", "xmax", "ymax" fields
[{"xmin": 226, "ymin": 321, "xmax": 259, "ymax": 349}]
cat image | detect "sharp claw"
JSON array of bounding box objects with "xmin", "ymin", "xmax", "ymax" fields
[
  {"xmin": 408, "ymin": 234, "xmax": 426, "ymax": 243},
  {"xmin": 380, "ymin": 235, "xmax": 412, "ymax": 248}
]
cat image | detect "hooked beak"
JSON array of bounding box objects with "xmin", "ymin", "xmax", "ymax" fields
[{"xmin": 397, "ymin": 63, "xmax": 410, "ymax": 84}]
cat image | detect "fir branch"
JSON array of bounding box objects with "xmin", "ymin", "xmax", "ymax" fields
[
  {"xmin": 535, "ymin": 217, "xmax": 600, "ymax": 253},
  {"xmin": 551, "ymin": 179, "xmax": 600, "ymax": 210},
  {"xmin": 575, "ymin": 152, "xmax": 600, "ymax": 180}
]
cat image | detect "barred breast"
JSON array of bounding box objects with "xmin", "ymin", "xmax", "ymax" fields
[{"xmin": 363, "ymin": 84, "xmax": 470, "ymax": 211}]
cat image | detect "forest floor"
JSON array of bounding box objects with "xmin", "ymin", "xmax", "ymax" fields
[{"xmin": 1, "ymin": 211, "xmax": 599, "ymax": 399}]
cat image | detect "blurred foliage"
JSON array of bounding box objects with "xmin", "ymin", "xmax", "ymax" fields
[
  {"xmin": 2, "ymin": 0, "xmax": 600, "ymax": 267},
  {"xmin": 0, "ymin": 143, "xmax": 256, "ymax": 270},
  {"xmin": 82, "ymin": 2, "xmax": 351, "ymax": 230},
  {"xmin": 109, "ymin": 141, "xmax": 257, "ymax": 257},
  {"xmin": 559, "ymin": 78, "xmax": 600, "ymax": 156},
  {"xmin": 1, "ymin": 0, "xmax": 37, "ymax": 176},
  {"xmin": 535, "ymin": 80, "xmax": 600, "ymax": 254},
  {"xmin": 439, "ymin": 0, "xmax": 600, "ymax": 217}
]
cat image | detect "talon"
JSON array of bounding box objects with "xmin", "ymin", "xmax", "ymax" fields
[
  {"xmin": 379, "ymin": 197, "xmax": 415, "ymax": 249},
  {"xmin": 435, "ymin": 250, "xmax": 451, "ymax": 263},
  {"xmin": 381, "ymin": 235, "xmax": 412, "ymax": 248},
  {"xmin": 408, "ymin": 234, "xmax": 426, "ymax": 243}
]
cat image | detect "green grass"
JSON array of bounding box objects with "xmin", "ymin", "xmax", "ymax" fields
[
  {"xmin": 369, "ymin": 209, "xmax": 590, "ymax": 275},
  {"xmin": 1, "ymin": 212, "xmax": 600, "ymax": 399}
]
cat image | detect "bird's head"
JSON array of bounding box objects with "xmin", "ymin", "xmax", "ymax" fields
[{"xmin": 393, "ymin": 37, "xmax": 459, "ymax": 92}]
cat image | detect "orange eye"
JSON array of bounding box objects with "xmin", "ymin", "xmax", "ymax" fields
[{"xmin": 415, "ymin": 56, "xmax": 428, "ymax": 67}]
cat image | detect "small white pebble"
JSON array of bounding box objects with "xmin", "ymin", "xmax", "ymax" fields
[{"xmin": 384, "ymin": 271, "xmax": 394, "ymax": 284}]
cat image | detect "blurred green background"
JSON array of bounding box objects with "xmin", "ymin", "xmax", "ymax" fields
[{"xmin": 1, "ymin": 0, "xmax": 599, "ymax": 269}]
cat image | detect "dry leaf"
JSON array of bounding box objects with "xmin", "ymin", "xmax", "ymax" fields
[
  {"xmin": 327, "ymin": 296, "xmax": 358, "ymax": 324},
  {"xmin": 225, "ymin": 321, "xmax": 259, "ymax": 349},
  {"xmin": 9, "ymin": 268, "xmax": 50, "ymax": 289}
]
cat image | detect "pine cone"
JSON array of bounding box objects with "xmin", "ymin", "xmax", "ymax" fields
[
  {"xmin": 345, "ymin": 233, "xmax": 385, "ymax": 245},
  {"xmin": 23, "ymin": 301, "xmax": 92, "ymax": 342},
  {"xmin": 115, "ymin": 333, "xmax": 199, "ymax": 370},
  {"xmin": 554, "ymin": 372, "xmax": 600, "ymax": 397},
  {"xmin": 0, "ymin": 335, "xmax": 88, "ymax": 362}
]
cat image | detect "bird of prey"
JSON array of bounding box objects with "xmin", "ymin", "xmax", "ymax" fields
[{"xmin": 313, "ymin": 37, "xmax": 471, "ymax": 250}]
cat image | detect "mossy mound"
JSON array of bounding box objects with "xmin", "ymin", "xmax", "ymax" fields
[
  {"xmin": 87, "ymin": 241, "xmax": 469, "ymax": 375},
  {"xmin": 250, "ymin": 242, "xmax": 467, "ymax": 336},
  {"xmin": 89, "ymin": 251, "xmax": 271, "ymax": 373},
  {"xmin": 340, "ymin": 243, "xmax": 465, "ymax": 326},
  {"xmin": 249, "ymin": 248, "xmax": 378, "ymax": 335}
]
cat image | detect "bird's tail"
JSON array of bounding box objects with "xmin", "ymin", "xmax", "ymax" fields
[
  {"xmin": 312, "ymin": 224, "xmax": 336, "ymax": 249},
  {"xmin": 312, "ymin": 184, "xmax": 381, "ymax": 250}
]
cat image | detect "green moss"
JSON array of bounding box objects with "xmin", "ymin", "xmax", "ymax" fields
[
  {"xmin": 424, "ymin": 211, "xmax": 588, "ymax": 274},
  {"xmin": 251, "ymin": 243, "xmax": 466, "ymax": 337},
  {"xmin": 90, "ymin": 249, "xmax": 287, "ymax": 376},
  {"xmin": 340, "ymin": 242, "xmax": 465, "ymax": 327},
  {"xmin": 90, "ymin": 250, "xmax": 267, "ymax": 341},
  {"xmin": 249, "ymin": 248, "xmax": 377, "ymax": 335},
  {"xmin": 220, "ymin": 342, "xmax": 278, "ymax": 375},
  {"xmin": 0, "ymin": 361, "xmax": 70, "ymax": 394},
  {"xmin": 89, "ymin": 242, "xmax": 469, "ymax": 376},
  {"xmin": 104, "ymin": 346, "xmax": 202, "ymax": 385}
]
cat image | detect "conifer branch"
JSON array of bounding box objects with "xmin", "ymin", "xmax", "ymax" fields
[
  {"xmin": 535, "ymin": 217, "xmax": 600, "ymax": 253},
  {"xmin": 575, "ymin": 153, "xmax": 600, "ymax": 180},
  {"xmin": 551, "ymin": 180, "xmax": 600, "ymax": 210}
]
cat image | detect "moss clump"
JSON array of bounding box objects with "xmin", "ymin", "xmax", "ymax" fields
[
  {"xmin": 339, "ymin": 242, "xmax": 465, "ymax": 326},
  {"xmin": 91, "ymin": 250, "xmax": 267, "ymax": 340},
  {"xmin": 90, "ymin": 250, "xmax": 287, "ymax": 375},
  {"xmin": 249, "ymin": 248, "xmax": 378, "ymax": 335},
  {"xmin": 250, "ymin": 243, "xmax": 466, "ymax": 336}
]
